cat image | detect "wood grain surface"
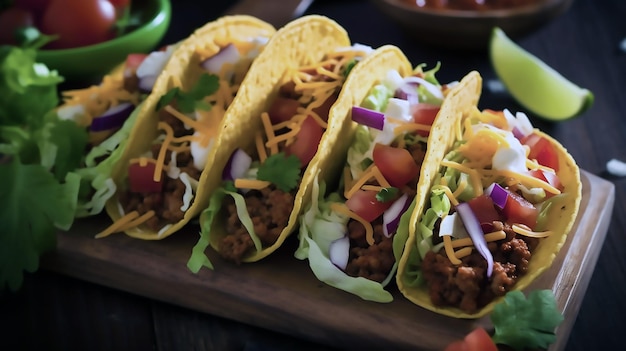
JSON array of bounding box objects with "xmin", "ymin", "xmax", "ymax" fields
[{"xmin": 40, "ymin": 170, "xmax": 613, "ymax": 351}]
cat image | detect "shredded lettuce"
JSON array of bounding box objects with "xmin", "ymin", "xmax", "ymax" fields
[
  {"xmin": 360, "ymin": 83, "xmax": 393, "ymax": 111},
  {"xmin": 187, "ymin": 183, "xmax": 262, "ymax": 273},
  {"xmin": 296, "ymin": 176, "xmax": 395, "ymax": 303}
]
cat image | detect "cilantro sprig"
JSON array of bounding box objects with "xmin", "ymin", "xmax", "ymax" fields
[
  {"xmin": 156, "ymin": 73, "xmax": 220, "ymax": 113},
  {"xmin": 491, "ymin": 289, "xmax": 564, "ymax": 350},
  {"xmin": 376, "ymin": 187, "xmax": 399, "ymax": 202},
  {"xmin": 256, "ymin": 153, "xmax": 301, "ymax": 192}
]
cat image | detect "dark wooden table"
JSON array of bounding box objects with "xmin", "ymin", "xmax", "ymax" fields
[{"xmin": 2, "ymin": 0, "xmax": 625, "ymax": 350}]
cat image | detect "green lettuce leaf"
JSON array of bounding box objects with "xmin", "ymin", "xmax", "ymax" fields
[{"xmin": 0, "ymin": 158, "xmax": 80, "ymax": 291}]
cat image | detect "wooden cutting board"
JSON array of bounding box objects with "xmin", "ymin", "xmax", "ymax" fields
[{"xmin": 42, "ymin": 170, "xmax": 614, "ymax": 351}]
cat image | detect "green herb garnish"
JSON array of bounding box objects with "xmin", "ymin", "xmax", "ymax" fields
[
  {"xmin": 256, "ymin": 153, "xmax": 301, "ymax": 192},
  {"xmin": 376, "ymin": 187, "xmax": 398, "ymax": 202},
  {"xmin": 156, "ymin": 73, "xmax": 220, "ymax": 113}
]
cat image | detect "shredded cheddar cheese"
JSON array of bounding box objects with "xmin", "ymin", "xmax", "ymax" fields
[
  {"xmin": 512, "ymin": 225, "xmax": 553, "ymax": 238},
  {"xmin": 443, "ymin": 235, "xmax": 462, "ymax": 264},
  {"xmin": 234, "ymin": 178, "xmax": 271, "ymax": 190},
  {"xmin": 331, "ymin": 203, "xmax": 375, "ymax": 246}
]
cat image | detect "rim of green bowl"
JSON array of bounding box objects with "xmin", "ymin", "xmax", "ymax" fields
[{"xmin": 37, "ymin": 0, "xmax": 172, "ymax": 58}]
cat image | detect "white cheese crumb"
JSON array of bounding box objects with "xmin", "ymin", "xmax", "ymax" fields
[{"xmin": 607, "ymin": 158, "xmax": 626, "ymax": 177}]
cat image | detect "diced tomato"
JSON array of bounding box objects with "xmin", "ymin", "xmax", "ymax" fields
[
  {"xmin": 372, "ymin": 143, "xmax": 420, "ymax": 187},
  {"xmin": 522, "ymin": 133, "xmax": 560, "ymax": 171},
  {"xmin": 467, "ymin": 195, "xmax": 500, "ymax": 230},
  {"xmin": 345, "ymin": 189, "xmax": 394, "ymax": 222},
  {"xmin": 464, "ymin": 328, "xmax": 498, "ymax": 351},
  {"xmin": 502, "ymin": 189, "xmax": 539, "ymax": 229},
  {"xmin": 410, "ymin": 103, "xmax": 440, "ymax": 137},
  {"xmin": 284, "ymin": 115, "xmax": 324, "ymax": 167},
  {"xmin": 125, "ymin": 53, "xmax": 148, "ymax": 71},
  {"xmin": 444, "ymin": 328, "xmax": 497, "ymax": 351},
  {"xmin": 529, "ymin": 169, "xmax": 563, "ymax": 197},
  {"xmin": 312, "ymin": 92, "xmax": 338, "ymax": 122},
  {"xmin": 268, "ymin": 96, "xmax": 301, "ymax": 124},
  {"xmin": 128, "ymin": 161, "xmax": 164, "ymax": 193}
]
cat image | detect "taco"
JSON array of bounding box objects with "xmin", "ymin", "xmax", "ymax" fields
[
  {"xmin": 56, "ymin": 44, "xmax": 178, "ymax": 218},
  {"xmin": 294, "ymin": 46, "xmax": 480, "ymax": 303},
  {"xmin": 396, "ymin": 71, "xmax": 582, "ymax": 318},
  {"xmin": 186, "ymin": 15, "xmax": 374, "ymax": 272},
  {"xmin": 97, "ymin": 16, "xmax": 276, "ymax": 240}
]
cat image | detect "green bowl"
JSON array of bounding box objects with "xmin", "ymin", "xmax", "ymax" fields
[{"xmin": 37, "ymin": 0, "xmax": 172, "ymax": 82}]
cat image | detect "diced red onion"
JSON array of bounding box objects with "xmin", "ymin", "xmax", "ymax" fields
[
  {"xmin": 329, "ymin": 235, "xmax": 350, "ymax": 270},
  {"xmin": 138, "ymin": 75, "xmax": 157, "ymax": 94},
  {"xmin": 201, "ymin": 43, "xmax": 241, "ymax": 75},
  {"xmin": 402, "ymin": 76, "xmax": 444, "ymax": 100},
  {"xmin": 395, "ymin": 84, "xmax": 419, "ymax": 106},
  {"xmin": 90, "ymin": 102, "xmax": 134, "ymax": 132},
  {"xmin": 351, "ymin": 106, "xmax": 384, "ymax": 130},
  {"xmin": 456, "ymin": 202, "xmax": 494, "ymax": 278},
  {"xmin": 382, "ymin": 194, "xmax": 411, "ymax": 237},
  {"xmin": 222, "ymin": 148, "xmax": 252, "ymax": 181},
  {"xmin": 484, "ymin": 182, "xmax": 508, "ymax": 209}
]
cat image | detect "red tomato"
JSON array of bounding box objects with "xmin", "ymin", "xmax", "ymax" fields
[
  {"xmin": 311, "ymin": 92, "xmax": 338, "ymax": 122},
  {"xmin": 502, "ymin": 189, "xmax": 539, "ymax": 229},
  {"xmin": 108, "ymin": 0, "xmax": 130, "ymax": 8},
  {"xmin": 0, "ymin": 6, "xmax": 35, "ymax": 45},
  {"xmin": 284, "ymin": 115, "xmax": 324, "ymax": 167},
  {"xmin": 464, "ymin": 327, "xmax": 498, "ymax": 351},
  {"xmin": 467, "ymin": 195, "xmax": 500, "ymax": 229},
  {"xmin": 372, "ymin": 143, "xmax": 420, "ymax": 188},
  {"xmin": 128, "ymin": 161, "xmax": 163, "ymax": 193},
  {"xmin": 411, "ymin": 103, "xmax": 440, "ymax": 137},
  {"xmin": 444, "ymin": 328, "xmax": 497, "ymax": 351},
  {"xmin": 268, "ymin": 97, "xmax": 301, "ymax": 124},
  {"xmin": 345, "ymin": 189, "xmax": 394, "ymax": 222},
  {"xmin": 529, "ymin": 169, "xmax": 563, "ymax": 195},
  {"xmin": 522, "ymin": 133, "xmax": 560, "ymax": 171},
  {"xmin": 40, "ymin": 0, "xmax": 116, "ymax": 49}
]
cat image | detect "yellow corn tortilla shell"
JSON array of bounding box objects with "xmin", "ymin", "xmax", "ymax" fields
[
  {"xmin": 202, "ymin": 15, "xmax": 361, "ymax": 262},
  {"xmin": 104, "ymin": 16, "xmax": 276, "ymax": 240},
  {"xmin": 396, "ymin": 71, "xmax": 583, "ymax": 318}
]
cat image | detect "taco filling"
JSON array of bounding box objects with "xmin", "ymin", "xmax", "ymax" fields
[
  {"xmin": 295, "ymin": 64, "xmax": 456, "ymax": 302},
  {"xmin": 412, "ymin": 108, "xmax": 566, "ymax": 313},
  {"xmin": 193, "ymin": 44, "xmax": 373, "ymax": 266},
  {"xmin": 98, "ymin": 36, "xmax": 269, "ymax": 238},
  {"xmin": 56, "ymin": 46, "xmax": 176, "ymax": 217}
]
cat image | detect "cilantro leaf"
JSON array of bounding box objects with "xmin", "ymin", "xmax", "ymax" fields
[
  {"xmin": 491, "ymin": 290, "xmax": 564, "ymax": 351},
  {"xmin": 376, "ymin": 187, "xmax": 399, "ymax": 202},
  {"xmin": 256, "ymin": 153, "xmax": 301, "ymax": 192},
  {"xmin": 156, "ymin": 73, "xmax": 220, "ymax": 114},
  {"xmin": 0, "ymin": 158, "xmax": 80, "ymax": 291}
]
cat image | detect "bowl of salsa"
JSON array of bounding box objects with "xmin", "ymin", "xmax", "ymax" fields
[{"xmin": 371, "ymin": 0, "xmax": 573, "ymax": 50}]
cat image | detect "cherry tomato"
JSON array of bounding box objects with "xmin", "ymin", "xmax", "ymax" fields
[
  {"xmin": 522, "ymin": 133, "xmax": 560, "ymax": 171},
  {"xmin": 345, "ymin": 189, "xmax": 394, "ymax": 222},
  {"xmin": 128, "ymin": 161, "xmax": 163, "ymax": 193},
  {"xmin": 411, "ymin": 103, "xmax": 440, "ymax": 137},
  {"xmin": 108, "ymin": 0, "xmax": 130, "ymax": 8},
  {"xmin": 284, "ymin": 115, "xmax": 324, "ymax": 167},
  {"xmin": 372, "ymin": 143, "xmax": 420, "ymax": 188},
  {"xmin": 444, "ymin": 328, "xmax": 497, "ymax": 351},
  {"xmin": 0, "ymin": 6, "xmax": 35, "ymax": 45},
  {"xmin": 268, "ymin": 96, "xmax": 301, "ymax": 124},
  {"xmin": 467, "ymin": 195, "xmax": 500, "ymax": 229},
  {"xmin": 41, "ymin": 0, "xmax": 116, "ymax": 49},
  {"xmin": 502, "ymin": 188, "xmax": 539, "ymax": 229}
]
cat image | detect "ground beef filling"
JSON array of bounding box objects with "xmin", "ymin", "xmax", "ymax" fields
[
  {"xmin": 344, "ymin": 140, "xmax": 426, "ymax": 282},
  {"xmin": 119, "ymin": 104, "xmax": 201, "ymax": 231},
  {"xmin": 219, "ymin": 186, "xmax": 295, "ymax": 264},
  {"xmin": 422, "ymin": 221, "xmax": 537, "ymax": 313}
]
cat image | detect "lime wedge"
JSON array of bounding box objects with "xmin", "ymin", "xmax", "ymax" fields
[{"xmin": 489, "ymin": 27, "xmax": 594, "ymax": 121}]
